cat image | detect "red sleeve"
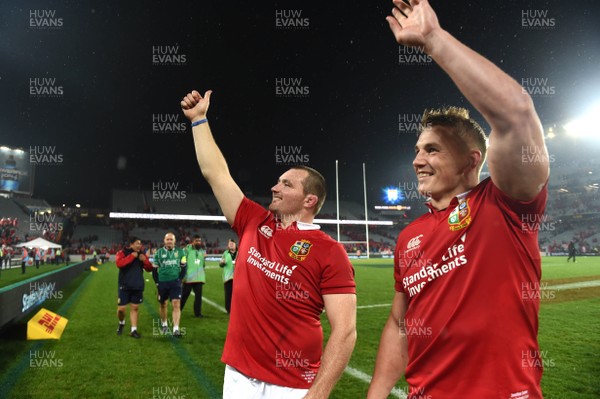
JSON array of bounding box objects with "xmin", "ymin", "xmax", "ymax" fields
[
  {"xmin": 487, "ymin": 178, "xmax": 548, "ymax": 228},
  {"xmin": 115, "ymin": 251, "xmax": 134, "ymax": 268},
  {"xmin": 320, "ymin": 242, "xmax": 356, "ymax": 295},
  {"xmin": 142, "ymin": 257, "xmax": 153, "ymax": 272}
]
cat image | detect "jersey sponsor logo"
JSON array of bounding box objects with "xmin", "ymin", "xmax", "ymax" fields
[
  {"xmin": 406, "ymin": 234, "xmax": 423, "ymax": 252},
  {"xmin": 259, "ymin": 225, "xmax": 273, "ymax": 239},
  {"xmin": 289, "ymin": 239, "xmax": 312, "ymax": 262},
  {"xmin": 448, "ymin": 198, "xmax": 472, "ymax": 231}
]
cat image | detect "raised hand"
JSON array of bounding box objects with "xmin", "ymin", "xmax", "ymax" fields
[
  {"xmin": 181, "ymin": 90, "xmax": 213, "ymax": 123},
  {"xmin": 386, "ymin": 0, "xmax": 441, "ymax": 50}
]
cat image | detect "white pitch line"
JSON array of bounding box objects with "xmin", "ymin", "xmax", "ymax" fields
[
  {"xmin": 201, "ymin": 296, "xmax": 228, "ymax": 313},
  {"xmin": 344, "ymin": 366, "xmax": 406, "ymax": 399},
  {"xmin": 191, "ymin": 292, "xmax": 229, "ymax": 313},
  {"xmin": 357, "ymin": 303, "xmax": 391, "ymax": 310},
  {"xmin": 545, "ymin": 280, "xmax": 600, "ymax": 290}
]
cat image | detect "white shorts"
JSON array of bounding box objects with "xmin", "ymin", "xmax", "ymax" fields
[{"xmin": 223, "ymin": 365, "xmax": 309, "ymax": 399}]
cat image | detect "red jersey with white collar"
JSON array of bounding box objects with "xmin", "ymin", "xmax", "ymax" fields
[
  {"xmin": 222, "ymin": 197, "xmax": 356, "ymax": 388},
  {"xmin": 394, "ymin": 178, "xmax": 547, "ymax": 399}
]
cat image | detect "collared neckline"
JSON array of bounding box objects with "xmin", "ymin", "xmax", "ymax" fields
[
  {"xmin": 424, "ymin": 189, "xmax": 472, "ymax": 214},
  {"xmin": 296, "ymin": 221, "xmax": 321, "ymax": 231}
]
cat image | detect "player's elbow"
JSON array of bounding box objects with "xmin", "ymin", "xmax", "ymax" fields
[{"xmin": 505, "ymin": 90, "xmax": 537, "ymax": 125}]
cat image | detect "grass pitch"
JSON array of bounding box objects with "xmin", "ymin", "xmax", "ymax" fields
[{"xmin": 0, "ymin": 257, "xmax": 598, "ymax": 398}]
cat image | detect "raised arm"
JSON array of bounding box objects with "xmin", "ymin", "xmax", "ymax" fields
[
  {"xmin": 387, "ymin": 0, "xmax": 549, "ymax": 200},
  {"xmin": 181, "ymin": 90, "xmax": 244, "ymax": 225},
  {"xmin": 304, "ymin": 293, "xmax": 356, "ymax": 399},
  {"xmin": 367, "ymin": 292, "xmax": 408, "ymax": 399}
]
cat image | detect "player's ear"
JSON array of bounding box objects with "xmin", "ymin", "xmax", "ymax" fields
[
  {"xmin": 463, "ymin": 149, "xmax": 481, "ymax": 174},
  {"xmin": 304, "ymin": 194, "xmax": 318, "ymax": 210}
]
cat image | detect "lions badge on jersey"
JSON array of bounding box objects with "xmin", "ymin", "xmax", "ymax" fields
[
  {"xmin": 289, "ymin": 239, "xmax": 312, "ymax": 262},
  {"xmin": 448, "ymin": 199, "xmax": 472, "ymax": 231}
]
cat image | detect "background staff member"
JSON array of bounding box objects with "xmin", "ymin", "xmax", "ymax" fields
[
  {"xmin": 219, "ymin": 239, "xmax": 237, "ymax": 314},
  {"xmin": 115, "ymin": 237, "xmax": 153, "ymax": 338}
]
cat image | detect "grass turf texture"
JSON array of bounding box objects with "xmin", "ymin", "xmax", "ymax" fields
[
  {"xmin": 0, "ymin": 257, "xmax": 597, "ymax": 398},
  {"xmin": 0, "ymin": 263, "xmax": 72, "ymax": 289}
]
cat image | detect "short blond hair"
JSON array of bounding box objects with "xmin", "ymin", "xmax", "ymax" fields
[{"xmin": 421, "ymin": 106, "xmax": 487, "ymax": 168}]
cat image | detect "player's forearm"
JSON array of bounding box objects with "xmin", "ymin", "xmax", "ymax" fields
[
  {"xmin": 304, "ymin": 327, "xmax": 356, "ymax": 399},
  {"xmin": 367, "ymin": 319, "xmax": 408, "ymax": 399},
  {"xmin": 192, "ymin": 122, "xmax": 232, "ymax": 185},
  {"xmin": 426, "ymin": 28, "xmax": 535, "ymax": 133}
]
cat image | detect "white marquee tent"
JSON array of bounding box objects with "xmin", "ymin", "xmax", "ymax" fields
[{"xmin": 14, "ymin": 237, "xmax": 62, "ymax": 249}]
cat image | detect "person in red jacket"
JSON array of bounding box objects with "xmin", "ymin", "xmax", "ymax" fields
[{"xmin": 115, "ymin": 237, "xmax": 153, "ymax": 338}]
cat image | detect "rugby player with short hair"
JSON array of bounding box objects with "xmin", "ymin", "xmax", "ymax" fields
[
  {"xmin": 180, "ymin": 90, "xmax": 357, "ymax": 399},
  {"xmin": 368, "ymin": 1, "xmax": 550, "ymax": 398}
]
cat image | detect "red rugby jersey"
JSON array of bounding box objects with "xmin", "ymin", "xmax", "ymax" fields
[
  {"xmin": 222, "ymin": 197, "xmax": 356, "ymax": 388},
  {"xmin": 394, "ymin": 178, "xmax": 547, "ymax": 399}
]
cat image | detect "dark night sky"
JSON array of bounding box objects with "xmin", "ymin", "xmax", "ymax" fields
[{"xmin": 1, "ymin": 0, "xmax": 599, "ymax": 209}]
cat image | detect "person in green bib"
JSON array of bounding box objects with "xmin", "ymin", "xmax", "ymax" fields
[
  {"xmin": 219, "ymin": 239, "xmax": 237, "ymax": 314},
  {"xmin": 153, "ymin": 232, "xmax": 186, "ymax": 337},
  {"xmin": 181, "ymin": 235, "xmax": 206, "ymax": 317}
]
